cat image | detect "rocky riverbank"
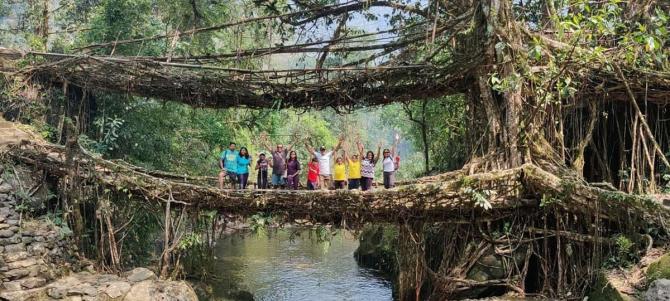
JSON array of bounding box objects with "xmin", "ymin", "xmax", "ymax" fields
[
  {"xmin": 0, "ymin": 171, "xmax": 69, "ymax": 296},
  {"xmin": 1, "ymin": 267, "xmax": 197, "ymax": 301},
  {"xmin": 0, "ymin": 163, "xmax": 197, "ymax": 300}
]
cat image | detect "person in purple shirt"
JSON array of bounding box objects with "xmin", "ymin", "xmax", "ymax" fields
[{"xmin": 286, "ymin": 151, "xmax": 301, "ymax": 190}]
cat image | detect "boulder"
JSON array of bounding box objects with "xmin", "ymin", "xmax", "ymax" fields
[
  {"xmin": 7, "ymin": 258, "xmax": 42, "ymax": 269},
  {"xmin": 100, "ymin": 281, "xmax": 132, "ymax": 299},
  {"xmin": 125, "ymin": 267, "xmax": 157, "ymax": 283},
  {"xmin": 47, "ymin": 285, "xmax": 67, "ymax": 299},
  {"xmin": 46, "ymin": 275, "xmax": 81, "ymax": 298},
  {"xmin": 648, "ymin": 253, "xmax": 670, "ymax": 283},
  {"xmin": 0, "ymin": 182, "xmax": 12, "ymax": 193},
  {"xmin": 4, "ymin": 242, "xmax": 25, "ymax": 252},
  {"xmin": 646, "ymin": 279, "xmax": 670, "ymax": 301},
  {"xmin": 0, "ymin": 234, "xmax": 22, "ymax": 245},
  {"xmin": 0, "ymin": 287, "xmax": 49, "ymax": 301},
  {"xmin": 123, "ymin": 280, "xmax": 198, "ymax": 301},
  {"xmin": 3, "ymin": 280, "xmax": 23, "ymax": 291},
  {"xmin": 588, "ymin": 272, "xmax": 631, "ymax": 301},
  {"xmin": 4, "ymin": 251, "xmax": 29, "ymax": 262},
  {"xmin": 354, "ymin": 225, "xmax": 398, "ymax": 275},
  {"xmin": 0, "ymin": 229, "xmax": 15, "ymax": 238},
  {"xmin": 67, "ymin": 283, "xmax": 98, "ymax": 297},
  {"xmin": 4, "ymin": 268, "xmax": 30, "ymax": 279},
  {"xmin": 20, "ymin": 276, "xmax": 46, "ymax": 289}
]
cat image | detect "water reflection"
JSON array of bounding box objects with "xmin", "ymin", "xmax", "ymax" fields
[{"xmin": 205, "ymin": 229, "xmax": 393, "ymax": 301}]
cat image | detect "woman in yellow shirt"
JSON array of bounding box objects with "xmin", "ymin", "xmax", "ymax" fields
[
  {"xmin": 344, "ymin": 149, "xmax": 361, "ymax": 190},
  {"xmin": 333, "ymin": 156, "xmax": 347, "ymax": 189}
]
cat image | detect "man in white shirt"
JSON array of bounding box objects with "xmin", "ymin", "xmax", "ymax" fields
[{"xmin": 305, "ymin": 136, "xmax": 344, "ymax": 190}]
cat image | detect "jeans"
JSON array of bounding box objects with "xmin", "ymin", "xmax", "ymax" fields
[
  {"xmin": 271, "ymin": 174, "xmax": 284, "ymax": 187},
  {"xmin": 238, "ymin": 173, "xmax": 249, "ymax": 189},
  {"xmin": 257, "ymin": 170, "xmax": 268, "ymax": 189},
  {"xmin": 383, "ymin": 171, "xmax": 395, "ymax": 189},
  {"xmin": 348, "ymin": 178, "xmax": 361, "ymax": 190},
  {"xmin": 307, "ymin": 181, "xmax": 318, "ymax": 190}
]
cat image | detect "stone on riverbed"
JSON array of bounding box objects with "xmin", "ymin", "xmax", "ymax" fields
[{"xmin": 646, "ymin": 279, "xmax": 670, "ymax": 301}]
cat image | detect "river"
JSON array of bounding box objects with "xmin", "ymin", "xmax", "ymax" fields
[{"xmin": 200, "ymin": 228, "xmax": 394, "ymax": 301}]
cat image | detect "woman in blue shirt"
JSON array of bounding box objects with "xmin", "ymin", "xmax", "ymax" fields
[{"xmin": 237, "ymin": 147, "xmax": 252, "ymax": 189}]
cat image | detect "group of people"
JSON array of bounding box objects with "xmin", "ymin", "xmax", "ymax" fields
[{"xmin": 218, "ymin": 133, "xmax": 401, "ymax": 191}]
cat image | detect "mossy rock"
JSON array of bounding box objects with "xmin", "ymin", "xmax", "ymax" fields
[
  {"xmin": 647, "ymin": 253, "xmax": 670, "ymax": 284},
  {"xmin": 354, "ymin": 225, "xmax": 398, "ymax": 276},
  {"xmin": 587, "ymin": 273, "xmax": 631, "ymax": 301}
]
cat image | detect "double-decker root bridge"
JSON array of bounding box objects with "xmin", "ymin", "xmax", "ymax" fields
[
  {"xmin": 3, "ymin": 123, "xmax": 670, "ymax": 299},
  {"xmin": 2, "ymin": 0, "xmax": 670, "ymax": 296}
]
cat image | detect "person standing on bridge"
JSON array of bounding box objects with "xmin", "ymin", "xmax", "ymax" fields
[
  {"xmin": 306, "ymin": 157, "xmax": 320, "ymax": 190},
  {"xmin": 260, "ymin": 132, "xmax": 295, "ymax": 189},
  {"xmin": 305, "ymin": 136, "xmax": 344, "ymax": 190},
  {"xmin": 219, "ymin": 142, "xmax": 239, "ymax": 189},
  {"xmin": 358, "ymin": 140, "xmax": 381, "ymax": 191},
  {"xmin": 382, "ymin": 133, "xmax": 400, "ymax": 189},
  {"xmin": 237, "ymin": 147, "xmax": 252, "ymax": 189},
  {"xmin": 344, "ymin": 146, "xmax": 362, "ymax": 190},
  {"xmin": 333, "ymin": 155, "xmax": 347, "ymax": 189},
  {"xmin": 256, "ymin": 153, "xmax": 271, "ymax": 189},
  {"xmin": 286, "ymin": 151, "xmax": 301, "ymax": 190}
]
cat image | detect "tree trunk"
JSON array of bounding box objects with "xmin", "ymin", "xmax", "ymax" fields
[
  {"xmin": 421, "ymin": 100, "xmax": 430, "ymax": 173},
  {"xmin": 422, "ymin": 122, "xmax": 430, "ymax": 174}
]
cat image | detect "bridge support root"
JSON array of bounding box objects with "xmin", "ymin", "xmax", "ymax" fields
[{"xmin": 393, "ymin": 188, "xmax": 665, "ymax": 300}]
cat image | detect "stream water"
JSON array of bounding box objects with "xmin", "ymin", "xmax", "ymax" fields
[{"xmin": 201, "ymin": 229, "xmax": 394, "ymax": 301}]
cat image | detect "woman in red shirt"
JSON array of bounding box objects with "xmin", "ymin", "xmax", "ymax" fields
[{"xmin": 307, "ymin": 157, "xmax": 320, "ymax": 190}]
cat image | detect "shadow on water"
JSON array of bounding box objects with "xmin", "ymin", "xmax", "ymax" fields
[{"xmin": 194, "ymin": 228, "xmax": 394, "ymax": 301}]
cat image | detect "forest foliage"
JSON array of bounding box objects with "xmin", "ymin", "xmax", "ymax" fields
[{"xmin": 1, "ymin": 0, "xmax": 469, "ymax": 179}]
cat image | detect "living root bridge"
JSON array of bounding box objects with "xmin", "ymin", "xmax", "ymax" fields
[
  {"xmin": 0, "ymin": 48, "xmax": 471, "ymax": 110},
  {"xmin": 6, "ymin": 141, "xmax": 669, "ymax": 227}
]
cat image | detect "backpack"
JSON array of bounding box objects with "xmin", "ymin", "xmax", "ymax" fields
[{"xmin": 394, "ymin": 156, "xmax": 400, "ymax": 171}]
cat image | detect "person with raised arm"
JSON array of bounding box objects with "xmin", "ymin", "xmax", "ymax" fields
[
  {"xmin": 344, "ymin": 142, "xmax": 362, "ymax": 190},
  {"xmin": 333, "ymin": 152, "xmax": 347, "ymax": 190},
  {"xmin": 382, "ymin": 133, "xmax": 401, "ymax": 189},
  {"xmin": 358, "ymin": 140, "xmax": 381, "ymax": 191},
  {"xmin": 304, "ymin": 135, "xmax": 344, "ymax": 190},
  {"xmin": 260, "ymin": 132, "xmax": 295, "ymax": 189}
]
